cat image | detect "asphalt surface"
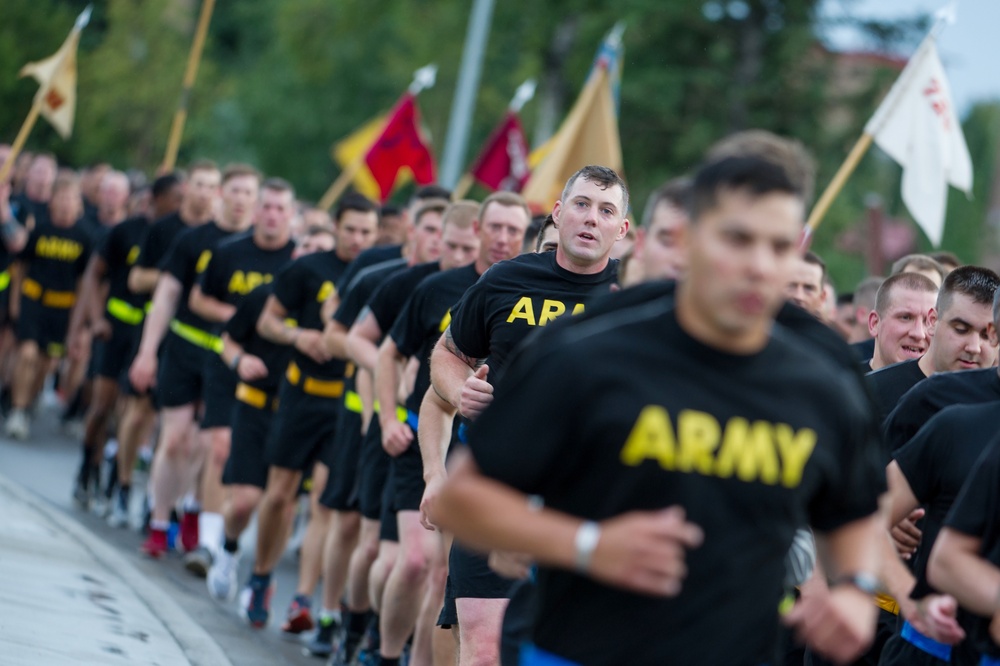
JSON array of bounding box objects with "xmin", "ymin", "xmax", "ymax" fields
[{"xmin": 0, "ymin": 391, "xmax": 331, "ymax": 666}]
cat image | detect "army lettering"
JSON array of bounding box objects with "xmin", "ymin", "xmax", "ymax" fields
[{"xmin": 506, "ymin": 296, "xmax": 586, "ymax": 326}]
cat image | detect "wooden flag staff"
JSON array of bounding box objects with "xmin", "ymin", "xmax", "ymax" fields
[{"xmin": 162, "ymin": 0, "xmax": 216, "ymax": 172}]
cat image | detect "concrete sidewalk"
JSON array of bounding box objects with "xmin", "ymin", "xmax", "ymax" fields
[{"xmin": 0, "ymin": 471, "xmax": 232, "ymax": 666}]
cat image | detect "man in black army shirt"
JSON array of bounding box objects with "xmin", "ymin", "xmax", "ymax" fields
[
  {"xmin": 183, "ymin": 177, "xmax": 298, "ymax": 576},
  {"xmin": 64, "ymin": 172, "xmax": 184, "ymax": 512},
  {"xmin": 242, "ymin": 192, "xmax": 378, "ymax": 628},
  {"xmin": 928, "ymin": 430, "xmax": 1000, "ymax": 666},
  {"xmin": 427, "ymin": 166, "xmax": 624, "ymax": 666},
  {"xmin": 129, "ymin": 164, "xmax": 255, "ymax": 559},
  {"xmin": 432, "ymin": 144, "xmax": 886, "ymax": 666},
  {"xmin": 6, "ymin": 173, "xmax": 93, "ymax": 440}
]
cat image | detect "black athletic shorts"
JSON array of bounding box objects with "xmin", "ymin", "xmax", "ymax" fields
[
  {"xmin": 222, "ymin": 396, "xmax": 276, "ymax": 489},
  {"xmin": 438, "ymin": 543, "xmax": 516, "ymax": 628},
  {"xmin": 16, "ymin": 299, "xmax": 70, "ymax": 357},
  {"xmin": 500, "ymin": 580, "xmax": 539, "ymax": 666},
  {"xmin": 0, "ymin": 284, "xmax": 11, "ymax": 328},
  {"xmin": 93, "ymin": 320, "xmax": 140, "ymax": 380},
  {"xmin": 318, "ymin": 406, "xmax": 363, "ymax": 512},
  {"xmin": 805, "ymin": 608, "xmax": 897, "ymax": 666},
  {"xmin": 265, "ymin": 381, "xmax": 340, "ymax": 473},
  {"xmin": 378, "ymin": 457, "xmax": 398, "ymax": 543},
  {"xmin": 358, "ymin": 418, "xmax": 391, "ymax": 521},
  {"xmin": 200, "ymin": 355, "xmax": 237, "ymax": 429},
  {"xmin": 392, "ymin": 423, "xmax": 425, "ymax": 513},
  {"xmin": 157, "ymin": 332, "xmax": 208, "ymax": 408}
]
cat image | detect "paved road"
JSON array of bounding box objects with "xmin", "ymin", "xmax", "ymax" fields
[{"xmin": 0, "ymin": 394, "xmax": 330, "ymax": 666}]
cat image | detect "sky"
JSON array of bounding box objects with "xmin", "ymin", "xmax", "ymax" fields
[{"xmin": 819, "ymin": 0, "xmax": 999, "ymax": 116}]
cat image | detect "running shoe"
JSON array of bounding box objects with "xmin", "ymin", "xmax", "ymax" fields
[
  {"xmin": 4, "ymin": 409, "xmax": 29, "ymax": 440},
  {"xmin": 140, "ymin": 528, "xmax": 169, "ymax": 559},
  {"xmin": 180, "ymin": 510, "xmax": 200, "ymax": 552},
  {"xmin": 183, "ymin": 546, "xmax": 213, "ymax": 578},
  {"xmin": 207, "ymin": 548, "xmax": 239, "ymax": 601},
  {"xmin": 240, "ymin": 578, "xmax": 274, "ymax": 628},
  {"xmin": 302, "ymin": 615, "xmax": 340, "ymax": 657},
  {"xmin": 281, "ymin": 594, "xmax": 315, "ymax": 634}
]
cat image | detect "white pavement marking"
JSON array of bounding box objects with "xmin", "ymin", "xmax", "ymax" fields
[{"xmin": 0, "ymin": 472, "xmax": 233, "ymax": 666}]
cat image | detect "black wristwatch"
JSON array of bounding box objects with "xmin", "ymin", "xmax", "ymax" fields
[{"xmin": 830, "ymin": 572, "xmax": 881, "ymax": 595}]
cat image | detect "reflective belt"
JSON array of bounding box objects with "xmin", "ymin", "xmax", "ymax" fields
[
  {"xmin": 372, "ymin": 397, "xmax": 408, "ymax": 422},
  {"xmin": 107, "ymin": 297, "xmax": 144, "ymax": 325},
  {"xmin": 0, "ymin": 270, "xmax": 10, "ymax": 292},
  {"xmin": 169, "ymin": 319, "xmax": 223, "ymax": 353},
  {"xmin": 982, "ymin": 656, "xmax": 1000, "ymax": 666},
  {"xmin": 21, "ymin": 277, "xmax": 76, "ymax": 308},
  {"xmin": 519, "ymin": 645, "xmax": 580, "ymax": 666},
  {"xmin": 406, "ymin": 409, "xmax": 419, "ymax": 432},
  {"xmin": 457, "ymin": 421, "xmax": 469, "ymax": 444},
  {"xmin": 345, "ymin": 390, "xmax": 363, "ymax": 414},
  {"xmin": 875, "ymin": 592, "xmax": 899, "ymax": 615},
  {"xmin": 235, "ymin": 382, "xmax": 278, "ymax": 411},
  {"xmin": 285, "ymin": 361, "xmax": 344, "ymax": 399},
  {"xmin": 901, "ymin": 621, "xmax": 951, "ymax": 661}
]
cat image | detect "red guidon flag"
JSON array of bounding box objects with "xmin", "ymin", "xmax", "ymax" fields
[
  {"xmin": 364, "ymin": 93, "xmax": 437, "ymax": 202},
  {"xmin": 469, "ymin": 111, "xmax": 531, "ymax": 192}
]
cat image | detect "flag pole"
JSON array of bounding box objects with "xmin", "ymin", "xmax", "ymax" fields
[
  {"xmin": 0, "ymin": 103, "xmax": 43, "ymax": 185},
  {"xmin": 162, "ymin": 0, "xmax": 216, "ymax": 171},
  {"xmin": 318, "ymin": 64, "xmax": 438, "ymax": 210},
  {"xmin": 803, "ymin": 132, "xmax": 874, "ymax": 238}
]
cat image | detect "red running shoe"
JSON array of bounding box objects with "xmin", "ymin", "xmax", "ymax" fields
[
  {"xmin": 281, "ymin": 594, "xmax": 315, "ymax": 634},
  {"xmin": 140, "ymin": 528, "xmax": 168, "ymax": 559},
  {"xmin": 180, "ymin": 511, "xmax": 199, "ymax": 553}
]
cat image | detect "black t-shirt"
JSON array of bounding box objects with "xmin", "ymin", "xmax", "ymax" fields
[
  {"xmin": 865, "ymin": 359, "xmax": 927, "ymax": 425},
  {"xmin": 160, "ymin": 221, "xmax": 238, "ymax": 331},
  {"xmin": 391, "ymin": 264, "xmax": 481, "ymax": 415},
  {"xmin": 97, "ymin": 215, "xmax": 151, "ymax": 308},
  {"xmin": 271, "ymin": 250, "xmax": 351, "ymax": 379},
  {"xmin": 469, "ymin": 299, "xmax": 884, "ymax": 665},
  {"xmin": 943, "ymin": 431, "xmax": 1000, "ymax": 658},
  {"xmin": 336, "ymin": 244, "xmax": 404, "ymax": 296},
  {"xmin": 333, "ymin": 258, "xmax": 408, "ymax": 329},
  {"xmin": 19, "ymin": 220, "xmax": 93, "ymax": 293},
  {"xmin": 198, "ymin": 233, "xmax": 295, "ymax": 323},
  {"xmin": 366, "ymin": 261, "xmax": 441, "ymax": 334},
  {"xmin": 224, "ymin": 285, "xmax": 290, "ymax": 393},
  {"xmin": 448, "ymin": 252, "xmax": 619, "ymax": 385},
  {"xmin": 883, "ymin": 368, "xmax": 1000, "ymax": 451},
  {"xmin": 136, "ymin": 211, "xmax": 194, "ymax": 270},
  {"xmin": 894, "ymin": 402, "xmax": 1000, "ymax": 598}
]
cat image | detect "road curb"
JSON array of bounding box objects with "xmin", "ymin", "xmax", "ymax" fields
[{"xmin": 0, "ymin": 470, "xmax": 233, "ymax": 666}]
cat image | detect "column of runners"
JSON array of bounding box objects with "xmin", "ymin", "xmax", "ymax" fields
[{"xmin": 3, "ymin": 131, "xmax": 1000, "ymax": 666}]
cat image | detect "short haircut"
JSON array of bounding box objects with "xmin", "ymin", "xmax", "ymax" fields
[
  {"xmin": 334, "ymin": 192, "xmax": 378, "ymax": 223},
  {"xmin": 52, "ymin": 171, "xmax": 81, "ymax": 194},
  {"xmin": 641, "ymin": 177, "xmax": 693, "ymax": 229},
  {"xmin": 803, "ymin": 250, "xmax": 826, "ymax": 283},
  {"xmin": 187, "ymin": 159, "xmax": 219, "ymax": 176},
  {"xmin": 560, "ymin": 165, "xmax": 629, "ymax": 216},
  {"xmin": 706, "ymin": 130, "xmax": 816, "ymax": 204},
  {"xmin": 381, "ymin": 203, "xmax": 403, "ymax": 218},
  {"xmin": 874, "ymin": 272, "xmax": 938, "ymax": 316},
  {"xmin": 890, "ymin": 254, "xmax": 945, "ymax": 282},
  {"xmin": 523, "ymin": 214, "xmax": 547, "ymax": 253},
  {"xmin": 479, "ymin": 191, "xmax": 530, "ymax": 226},
  {"xmin": 691, "ymin": 155, "xmax": 803, "ymax": 221},
  {"xmin": 937, "ymin": 265, "xmax": 1000, "ymax": 318},
  {"xmin": 534, "ymin": 214, "xmax": 557, "ymax": 252},
  {"xmin": 151, "ymin": 173, "xmax": 182, "ymax": 200},
  {"xmin": 262, "ymin": 177, "xmax": 295, "ymax": 200},
  {"xmin": 442, "ymin": 200, "xmax": 479, "ymax": 231},
  {"xmin": 853, "ymin": 276, "xmax": 885, "ymax": 312},
  {"xmin": 221, "ymin": 163, "xmax": 262, "ymax": 185},
  {"xmin": 413, "ymin": 198, "xmax": 450, "ymax": 227},
  {"xmin": 927, "ymin": 251, "xmax": 961, "ymax": 270},
  {"xmin": 411, "ymin": 184, "xmax": 453, "ymax": 203}
]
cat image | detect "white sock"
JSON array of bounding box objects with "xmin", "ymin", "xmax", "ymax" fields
[
  {"xmin": 199, "ymin": 511, "xmax": 224, "ymax": 553},
  {"xmin": 182, "ymin": 492, "xmax": 201, "ymax": 513}
]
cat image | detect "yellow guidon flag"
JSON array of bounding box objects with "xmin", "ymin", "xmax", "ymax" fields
[
  {"xmin": 19, "ymin": 5, "xmax": 91, "ymax": 139},
  {"xmin": 522, "ymin": 23, "xmax": 625, "ymax": 210}
]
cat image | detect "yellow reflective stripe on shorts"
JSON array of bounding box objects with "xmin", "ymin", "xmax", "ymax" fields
[
  {"xmin": 0, "ymin": 270, "xmax": 10, "ymax": 292},
  {"xmin": 344, "ymin": 390, "xmax": 363, "ymax": 414},
  {"xmin": 875, "ymin": 592, "xmax": 899, "ymax": 615},
  {"xmin": 107, "ymin": 297, "xmax": 144, "ymax": 325},
  {"xmin": 22, "ymin": 277, "xmax": 75, "ymax": 308},
  {"xmin": 169, "ymin": 319, "xmax": 223, "ymax": 353},
  {"xmin": 236, "ymin": 382, "xmax": 276, "ymax": 410},
  {"xmin": 286, "ymin": 361, "xmax": 344, "ymax": 399},
  {"xmin": 21, "ymin": 278, "xmax": 42, "ymax": 300}
]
